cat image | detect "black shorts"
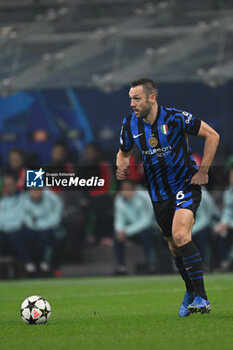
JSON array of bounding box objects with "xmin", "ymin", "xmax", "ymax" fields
[{"xmin": 152, "ymin": 184, "xmax": 202, "ymax": 238}]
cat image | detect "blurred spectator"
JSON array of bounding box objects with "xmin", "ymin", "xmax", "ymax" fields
[
  {"xmin": 0, "ymin": 174, "xmax": 26, "ymax": 269},
  {"xmin": 207, "ymin": 143, "xmax": 230, "ymax": 194},
  {"xmin": 83, "ymin": 142, "xmax": 112, "ymax": 196},
  {"xmin": 6, "ymin": 148, "xmax": 26, "ymax": 191},
  {"xmin": 192, "ymin": 187, "xmax": 220, "ymax": 270},
  {"xmin": 114, "ymin": 180, "xmax": 157, "ymax": 275},
  {"xmin": 46, "ymin": 140, "xmax": 85, "ymax": 269},
  {"xmin": 46, "ymin": 141, "xmax": 75, "ymax": 193},
  {"xmin": 51, "ymin": 141, "xmax": 73, "ymax": 165},
  {"xmin": 0, "ymin": 175, "xmax": 64, "ymax": 275},
  {"xmin": 23, "ymin": 188, "xmax": 63, "ymax": 273},
  {"xmin": 214, "ymin": 165, "xmax": 233, "ymax": 270},
  {"xmin": 128, "ymin": 149, "xmax": 144, "ymax": 183},
  {"xmin": 192, "ymin": 153, "xmax": 202, "ymax": 168},
  {"xmin": 226, "ymin": 155, "xmax": 233, "ymax": 167},
  {"xmin": 81, "ymin": 142, "xmax": 113, "ymax": 245}
]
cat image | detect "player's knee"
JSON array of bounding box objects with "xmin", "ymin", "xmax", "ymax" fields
[{"xmin": 172, "ymin": 228, "xmax": 189, "ymax": 247}]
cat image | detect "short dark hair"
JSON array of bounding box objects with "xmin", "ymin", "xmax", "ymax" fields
[
  {"xmin": 52, "ymin": 140, "xmax": 68, "ymax": 150},
  {"xmin": 8, "ymin": 147, "xmax": 25, "ymax": 158},
  {"xmin": 119, "ymin": 179, "xmax": 137, "ymax": 191},
  {"xmin": 130, "ymin": 78, "xmax": 158, "ymax": 97},
  {"xmin": 3, "ymin": 171, "xmax": 17, "ymax": 181}
]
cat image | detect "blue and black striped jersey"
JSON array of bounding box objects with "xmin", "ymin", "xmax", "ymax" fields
[{"xmin": 119, "ymin": 106, "xmax": 201, "ymax": 202}]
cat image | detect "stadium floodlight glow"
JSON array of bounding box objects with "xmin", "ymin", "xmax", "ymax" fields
[
  {"xmin": 2, "ymin": 78, "xmax": 10, "ymax": 86},
  {"xmin": 55, "ymin": 52, "xmax": 65, "ymax": 60},
  {"xmin": 92, "ymin": 74, "xmax": 100, "ymax": 82},
  {"xmin": 58, "ymin": 7, "xmax": 68, "ymax": 16},
  {"xmin": 47, "ymin": 9, "xmax": 57, "ymax": 21},
  {"xmin": 145, "ymin": 48, "xmax": 154, "ymax": 55},
  {"xmin": 196, "ymin": 68, "xmax": 205, "ymax": 76},
  {"xmin": 9, "ymin": 31, "xmax": 17, "ymax": 40}
]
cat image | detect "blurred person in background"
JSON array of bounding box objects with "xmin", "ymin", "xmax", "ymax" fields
[
  {"xmin": 46, "ymin": 140, "xmax": 85, "ymax": 269},
  {"xmin": 0, "ymin": 173, "xmax": 26, "ymax": 269},
  {"xmin": 128, "ymin": 149, "xmax": 144, "ymax": 183},
  {"xmin": 191, "ymin": 153, "xmax": 220, "ymax": 271},
  {"xmin": 23, "ymin": 188, "xmax": 64, "ymax": 274},
  {"xmin": 81, "ymin": 142, "xmax": 113, "ymax": 245},
  {"xmin": 114, "ymin": 179, "xmax": 157, "ymax": 275},
  {"xmin": 214, "ymin": 165, "xmax": 233, "ymax": 271},
  {"xmin": 46, "ymin": 141, "xmax": 75, "ymax": 193},
  {"xmin": 6, "ymin": 148, "xmax": 26, "ymax": 191},
  {"xmin": 192, "ymin": 187, "xmax": 220, "ymax": 271}
]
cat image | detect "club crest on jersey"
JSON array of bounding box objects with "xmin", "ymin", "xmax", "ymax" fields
[
  {"xmin": 161, "ymin": 124, "xmax": 168, "ymax": 134},
  {"xmin": 148, "ymin": 137, "xmax": 158, "ymax": 147}
]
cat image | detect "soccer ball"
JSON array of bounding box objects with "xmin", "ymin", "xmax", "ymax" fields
[{"xmin": 21, "ymin": 295, "xmax": 51, "ymax": 324}]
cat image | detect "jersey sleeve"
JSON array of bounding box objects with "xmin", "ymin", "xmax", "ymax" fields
[
  {"xmin": 175, "ymin": 110, "xmax": 201, "ymax": 136},
  {"xmin": 119, "ymin": 116, "xmax": 134, "ymax": 152}
]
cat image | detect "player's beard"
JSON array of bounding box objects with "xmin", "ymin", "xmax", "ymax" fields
[{"xmin": 136, "ymin": 101, "xmax": 152, "ymax": 119}]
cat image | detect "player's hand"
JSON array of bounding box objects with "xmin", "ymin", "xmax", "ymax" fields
[
  {"xmin": 116, "ymin": 231, "xmax": 126, "ymax": 242},
  {"xmin": 191, "ymin": 170, "xmax": 208, "ymax": 185},
  {"xmin": 116, "ymin": 166, "xmax": 129, "ymax": 180}
]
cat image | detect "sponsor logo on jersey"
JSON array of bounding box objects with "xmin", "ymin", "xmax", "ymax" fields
[
  {"xmin": 142, "ymin": 146, "xmax": 172, "ymax": 157},
  {"xmin": 133, "ymin": 133, "xmax": 143, "ymax": 139},
  {"xmin": 176, "ymin": 200, "xmax": 187, "ymax": 206}
]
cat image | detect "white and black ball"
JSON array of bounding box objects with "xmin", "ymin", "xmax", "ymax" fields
[{"xmin": 21, "ymin": 295, "xmax": 51, "ymax": 324}]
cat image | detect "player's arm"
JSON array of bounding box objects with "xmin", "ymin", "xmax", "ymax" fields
[
  {"xmin": 191, "ymin": 121, "xmax": 220, "ymax": 185},
  {"xmin": 116, "ymin": 148, "xmax": 133, "ymax": 180}
]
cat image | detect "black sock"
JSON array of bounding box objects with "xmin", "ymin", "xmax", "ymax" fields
[
  {"xmin": 179, "ymin": 241, "xmax": 207, "ymax": 300},
  {"xmin": 174, "ymin": 257, "xmax": 194, "ymax": 293}
]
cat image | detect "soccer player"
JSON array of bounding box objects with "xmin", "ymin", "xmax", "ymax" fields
[{"xmin": 116, "ymin": 78, "xmax": 220, "ymax": 317}]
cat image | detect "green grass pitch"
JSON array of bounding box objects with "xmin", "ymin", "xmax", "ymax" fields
[{"xmin": 0, "ymin": 274, "xmax": 232, "ymax": 350}]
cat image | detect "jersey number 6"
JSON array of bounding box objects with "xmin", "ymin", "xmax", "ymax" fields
[{"xmin": 176, "ymin": 191, "xmax": 185, "ymax": 200}]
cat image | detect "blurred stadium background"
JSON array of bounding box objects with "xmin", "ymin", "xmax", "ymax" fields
[{"xmin": 0, "ymin": 0, "xmax": 233, "ymax": 279}]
